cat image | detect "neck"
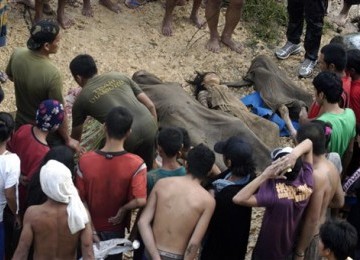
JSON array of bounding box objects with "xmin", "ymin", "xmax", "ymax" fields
[
  {"xmin": 322, "ymin": 102, "xmax": 343, "ymax": 114},
  {"xmin": 312, "ymin": 154, "xmax": 326, "ymax": 165},
  {"xmin": 33, "ymin": 127, "xmax": 48, "ymax": 145},
  {"xmin": 185, "ymin": 173, "xmax": 203, "ymax": 184},
  {"xmin": 101, "ymin": 138, "xmax": 125, "ymax": 153},
  {"xmin": 0, "ymin": 143, "xmax": 7, "ymax": 154},
  {"xmin": 33, "ymin": 48, "xmax": 50, "ymax": 58},
  {"xmin": 335, "ymin": 70, "xmax": 346, "ymax": 78},
  {"xmin": 161, "ymin": 157, "xmax": 181, "ymax": 170}
]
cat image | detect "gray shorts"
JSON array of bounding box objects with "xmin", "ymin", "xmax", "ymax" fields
[{"xmin": 305, "ymin": 234, "xmax": 321, "ymax": 260}]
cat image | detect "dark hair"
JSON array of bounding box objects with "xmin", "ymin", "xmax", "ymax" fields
[
  {"xmin": 273, "ymin": 152, "xmax": 303, "ymax": 182},
  {"xmin": 187, "ymin": 144, "xmax": 215, "ymax": 180},
  {"xmin": 226, "ymin": 153, "xmax": 256, "ymax": 179},
  {"xmin": 105, "ymin": 107, "xmax": 133, "ymax": 140},
  {"xmin": 313, "ymin": 72, "xmax": 343, "ymax": 104},
  {"xmin": 319, "ymin": 220, "xmax": 358, "ymax": 260},
  {"xmin": 157, "ymin": 127, "xmax": 183, "ymax": 157},
  {"xmin": 346, "ymin": 49, "xmax": 360, "ymax": 74},
  {"xmin": 187, "ymin": 71, "xmax": 216, "ymax": 98},
  {"xmin": 0, "ymin": 112, "xmax": 14, "ymax": 143},
  {"xmin": 297, "ymin": 122, "xmax": 327, "ymax": 155},
  {"xmin": 26, "ymin": 146, "xmax": 75, "ymax": 208},
  {"xmin": 321, "ymin": 44, "xmax": 347, "ymax": 72},
  {"xmin": 69, "ymin": 54, "xmax": 98, "ymax": 79},
  {"xmin": 177, "ymin": 127, "xmax": 190, "ymax": 151}
]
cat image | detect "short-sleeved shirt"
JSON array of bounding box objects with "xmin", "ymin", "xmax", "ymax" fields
[
  {"xmin": 318, "ymin": 108, "xmax": 356, "ymax": 157},
  {"xmin": 0, "ymin": 151, "xmax": 20, "ymax": 221},
  {"xmin": 6, "ymin": 48, "xmax": 63, "ymax": 128},
  {"xmin": 147, "ymin": 166, "xmax": 186, "ymax": 193},
  {"xmin": 76, "ymin": 150, "xmax": 147, "ymax": 232},
  {"xmin": 253, "ymin": 162, "xmax": 313, "ymax": 260}
]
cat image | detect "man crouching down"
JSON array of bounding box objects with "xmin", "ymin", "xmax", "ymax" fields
[{"xmin": 13, "ymin": 160, "xmax": 94, "ymax": 260}]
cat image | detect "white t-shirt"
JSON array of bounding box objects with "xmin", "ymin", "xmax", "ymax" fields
[{"xmin": 0, "ymin": 151, "xmax": 20, "ymax": 222}]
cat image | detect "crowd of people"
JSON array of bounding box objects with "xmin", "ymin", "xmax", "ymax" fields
[{"xmin": 1, "ymin": 0, "xmax": 360, "ymax": 257}]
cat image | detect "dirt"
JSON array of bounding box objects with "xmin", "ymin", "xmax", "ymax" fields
[{"xmin": 0, "ymin": 0, "xmax": 359, "ymax": 259}]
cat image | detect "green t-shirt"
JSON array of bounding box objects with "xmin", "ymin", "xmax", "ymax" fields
[
  {"xmin": 6, "ymin": 48, "xmax": 63, "ymax": 128},
  {"xmin": 147, "ymin": 166, "xmax": 186, "ymax": 193},
  {"xmin": 318, "ymin": 108, "xmax": 356, "ymax": 157}
]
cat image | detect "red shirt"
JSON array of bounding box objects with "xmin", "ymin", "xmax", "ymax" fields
[
  {"xmin": 7, "ymin": 124, "xmax": 49, "ymax": 212},
  {"xmin": 308, "ymin": 75, "xmax": 351, "ymax": 119},
  {"xmin": 76, "ymin": 150, "xmax": 147, "ymax": 232},
  {"xmin": 350, "ymin": 79, "xmax": 360, "ymax": 124}
]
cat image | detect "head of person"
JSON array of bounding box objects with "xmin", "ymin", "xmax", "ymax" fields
[
  {"xmin": 313, "ymin": 72, "xmax": 343, "ymax": 105},
  {"xmin": 0, "ymin": 112, "xmax": 14, "ymax": 144},
  {"xmin": 187, "ymin": 71, "xmax": 220, "ymax": 99},
  {"xmin": 36, "ymin": 99, "xmax": 64, "ymax": 132},
  {"xmin": 186, "ymin": 144, "xmax": 215, "ymax": 180},
  {"xmin": 27, "ymin": 19, "xmax": 60, "ymax": 54},
  {"xmin": 69, "ymin": 54, "xmax": 98, "ymax": 87},
  {"xmin": 42, "ymin": 146, "xmax": 75, "ymax": 176},
  {"xmin": 319, "ymin": 44, "xmax": 347, "ymax": 73},
  {"xmin": 105, "ymin": 106, "xmax": 133, "ymax": 140},
  {"xmin": 157, "ymin": 127, "xmax": 183, "ymax": 159},
  {"xmin": 214, "ymin": 136, "xmax": 256, "ymax": 178},
  {"xmin": 176, "ymin": 127, "xmax": 191, "ymax": 160},
  {"xmin": 346, "ymin": 49, "xmax": 360, "ymax": 79},
  {"xmin": 318, "ymin": 220, "xmax": 358, "ymax": 260},
  {"xmin": 296, "ymin": 121, "xmax": 332, "ymax": 156},
  {"xmin": 271, "ymin": 147, "xmax": 303, "ymax": 182}
]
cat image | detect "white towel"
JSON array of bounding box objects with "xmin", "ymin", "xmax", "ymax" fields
[{"xmin": 40, "ymin": 160, "xmax": 89, "ymax": 234}]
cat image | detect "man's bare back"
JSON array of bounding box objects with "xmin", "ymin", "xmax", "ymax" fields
[
  {"xmin": 152, "ymin": 176, "xmax": 215, "ymax": 255},
  {"xmin": 13, "ymin": 200, "xmax": 93, "ymax": 260}
]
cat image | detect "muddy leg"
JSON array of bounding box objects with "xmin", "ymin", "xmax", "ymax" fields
[
  {"xmin": 279, "ymin": 105, "xmax": 297, "ymax": 139},
  {"xmin": 205, "ymin": 0, "xmax": 221, "ymax": 52}
]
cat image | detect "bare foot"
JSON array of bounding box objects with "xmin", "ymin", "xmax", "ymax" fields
[
  {"xmin": 13, "ymin": 0, "xmax": 35, "ymax": 9},
  {"xmin": 82, "ymin": 5, "xmax": 94, "ymax": 16},
  {"xmin": 221, "ymin": 37, "xmax": 243, "ymax": 53},
  {"xmin": 58, "ymin": 14, "xmax": 75, "ymax": 29},
  {"xmin": 206, "ymin": 37, "xmax": 220, "ymax": 53},
  {"xmin": 278, "ymin": 105, "xmax": 297, "ymax": 138},
  {"xmin": 162, "ymin": 18, "xmax": 173, "ymax": 36},
  {"xmin": 99, "ymin": 0, "xmax": 121, "ymax": 13},
  {"xmin": 190, "ymin": 14, "xmax": 205, "ymax": 29}
]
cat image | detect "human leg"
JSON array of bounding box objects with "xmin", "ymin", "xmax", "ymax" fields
[
  {"xmin": 57, "ymin": 0, "xmax": 75, "ymax": 28},
  {"xmin": 82, "ymin": 0, "xmax": 93, "ymax": 16},
  {"xmin": 220, "ymin": 0, "xmax": 244, "ymax": 53},
  {"xmin": 99, "ymin": 0, "xmax": 121, "ymax": 13},
  {"xmin": 190, "ymin": 0, "xmax": 204, "ymax": 28},
  {"xmin": 34, "ymin": 0, "xmax": 43, "ymax": 23},
  {"xmin": 205, "ymin": 0, "xmax": 222, "ymax": 52},
  {"xmin": 162, "ymin": 0, "xmax": 177, "ymax": 36}
]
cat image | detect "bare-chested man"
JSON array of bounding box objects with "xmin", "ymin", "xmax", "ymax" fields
[
  {"xmin": 138, "ymin": 144, "xmax": 216, "ymax": 260},
  {"xmin": 162, "ymin": 0, "xmax": 203, "ymax": 36},
  {"xmin": 13, "ymin": 160, "xmax": 94, "ymax": 260},
  {"xmin": 293, "ymin": 122, "xmax": 345, "ymax": 260},
  {"xmin": 205, "ymin": 0, "xmax": 244, "ymax": 53}
]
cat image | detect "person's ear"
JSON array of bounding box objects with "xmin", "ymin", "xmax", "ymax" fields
[
  {"xmin": 125, "ymin": 129, "xmax": 132, "ymax": 138},
  {"xmin": 329, "ymin": 63, "xmax": 336, "ymax": 72},
  {"xmin": 225, "ymin": 159, "xmax": 231, "ymax": 168},
  {"xmin": 43, "ymin": 42, "xmax": 51, "ymax": 52}
]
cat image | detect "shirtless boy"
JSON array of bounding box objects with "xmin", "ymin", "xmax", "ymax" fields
[
  {"xmin": 138, "ymin": 144, "xmax": 216, "ymax": 260},
  {"xmin": 13, "ymin": 160, "xmax": 93, "ymax": 260}
]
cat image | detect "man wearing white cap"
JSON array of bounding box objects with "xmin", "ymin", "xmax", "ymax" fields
[{"xmin": 13, "ymin": 160, "xmax": 94, "ymax": 259}]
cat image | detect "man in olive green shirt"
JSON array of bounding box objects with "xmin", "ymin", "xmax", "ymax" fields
[{"xmin": 70, "ymin": 54, "xmax": 158, "ymax": 169}]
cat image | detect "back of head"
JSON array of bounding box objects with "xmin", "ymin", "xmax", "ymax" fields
[
  {"xmin": 42, "ymin": 146, "xmax": 75, "ymax": 175},
  {"xmin": 214, "ymin": 136, "xmax": 256, "ymax": 178},
  {"xmin": 0, "ymin": 112, "xmax": 14, "ymax": 143},
  {"xmin": 36, "ymin": 99, "xmax": 64, "ymax": 132},
  {"xmin": 321, "ymin": 44, "xmax": 347, "ymax": 72},
  {"xmin": 319, "ymin": 220, "xmax": 358, "ymax": 260},
  {"xmin": 313, "ymin": 71, "xmax": 343, "ymax": 104},
  {"xmin": 27, "ymin": 19, "xmax": 60, "ymax": 51},
  {"xmin": 187, "ymin": 144, "xmax": 215, "ymax": 180},
  {"xmin": 346, "ymin": 49, "xmax": 360, "ymax": 75},
  {"xmin": 105, "ymin": 106, "xmax": 133, "ymax": 140},
  {"xmin": 157, "ymin": 127, "xmax": 183, "ymax": 157},
  {"xmin": 69, "ymin": 54, "xmax": 98, "ymax": 79},
  {"xmin": 176, "ymin": 127, "xmax": 191, "ymax": 151},
  {"xmin": 296, "ymin": 122, "xmax": 327, "ymax": 156}
]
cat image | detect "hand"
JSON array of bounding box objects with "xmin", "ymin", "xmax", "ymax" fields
[
  {"xmin": 93, "ymin": 233, "xmax": 100, "ymax": 249},
  {"xmin": 262, "ymin": 162, "xmax": 287, "ymax": 180},
  {"xmin": 299, "ymin": 106, "xmax": 308, "ymax": 121},
  {"xmin": 19, "ymin": 175, "xmax": 29, "ymax": 186},
  {"xmin": 108, "ymin": 208, "xmax": 126, "ymax": 225},
  {"xmin": 14, "ymin": 215, "xmax": 22, "ymax": 229},
  {"xmin": 66, "ymin": 138, "xmax": 81, "ymax": 153}
]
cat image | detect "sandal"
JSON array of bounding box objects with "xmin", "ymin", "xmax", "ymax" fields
[{"xmin": 124, "ymin": 0, "xmax": 146, "ymax": 9}]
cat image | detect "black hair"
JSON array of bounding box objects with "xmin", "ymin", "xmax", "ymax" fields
[
  {"xmin": 313, "ymin": 72, "xmax": 343, "ymax": 104},
  {"xmin": 187, "ymin": 144, "xmax": 215, "ymax": 180},
  {"xmin": 105, "ymin": 106, "xmax": 133, "ymax": 140},
  {"xmin": 157, "ymin": 127, "xmax": 183, "ymax": 157},
  {"xmin": 176, "ymin": 127, "xmax": 191, "ymax": 151},
  {"xmin": 26, "ymin": 146, "xmax": 75, "ymax": 209},
  {"xmin": 69, "ymin": 54, "xmax": 98, "ymax": 79},
  {"xmin": 319, "ymin": 220, "xmax": 358, "ymax": 260},
  {"xmin": 226, "ymin": 153, "xmax": 256, "ymax": 179},
  {"xmin": 321, "ymin": 44, "xmax": 347, "ymax": 72},
  {"xmin": 297, "ymin": 122, "xmax": 327, "ymax": 156},
  {"xmin": 274, "ymin": 152, "xmax": 303, "ymax": 182},
  {"xmin": 0, "ymin": 112, "xmax": 14, "ymax": 143},
  {"xmin": 187, "ymin": 71, "xmax": 216, "ymax": 98},
  {"xmin": 346, "ymin": 49, "xmax": 360, "ymax": 74}
]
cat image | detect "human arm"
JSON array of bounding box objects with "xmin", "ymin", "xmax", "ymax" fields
[
  {"xmin": 136, "ymin": 93, "xmax": 157, "ymax": 122},
  {"xmin": 138, "ymin": 189, "xmax": 161, "ymax": 260},
  {"xmin": 5, "ymin": 185, "xmax": 21, "ymax": 227},
  {"xmin": 342, "ymin": 138, "xmax": 354, "ymax": 180},
  {"xmin": 12, "ymin": 209, "xmax": 34, "ymax": 260},
  {"xmin": 108, "ymin": 198, "xmax": 146, "ymax": 225},
  {"xmin": 329, "ymin": 176, "xmax": 345, "ymax": 208},
  {"xmin": 71, "ymin": 124, "xmax": 84, "ymax": 142},
  {"xmin": 184, "ymin": 198, "xmax": 215, "ymax": 260},
  {"xmin": 80, "ymin": 222, "xmax": 95, "ymax": 260},
  {"xmin": 58, "ymin": 113, "xmax": 81, "ymax": 153}
]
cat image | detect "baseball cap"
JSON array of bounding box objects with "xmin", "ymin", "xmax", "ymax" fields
[
  {"xmin": 36, "ymin": 99, "xmax": 64, "ymax": 132},
  {"xmin": 27, "ymin": 20, "xmax": 60, "ymax": 51},
  {"xmin": 214, "ymin": 136, "xmax": 253, "ymax": 167},
  {"xmin": 270, "ymin": 147, "xmax": 293, "ymax": 160}
]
